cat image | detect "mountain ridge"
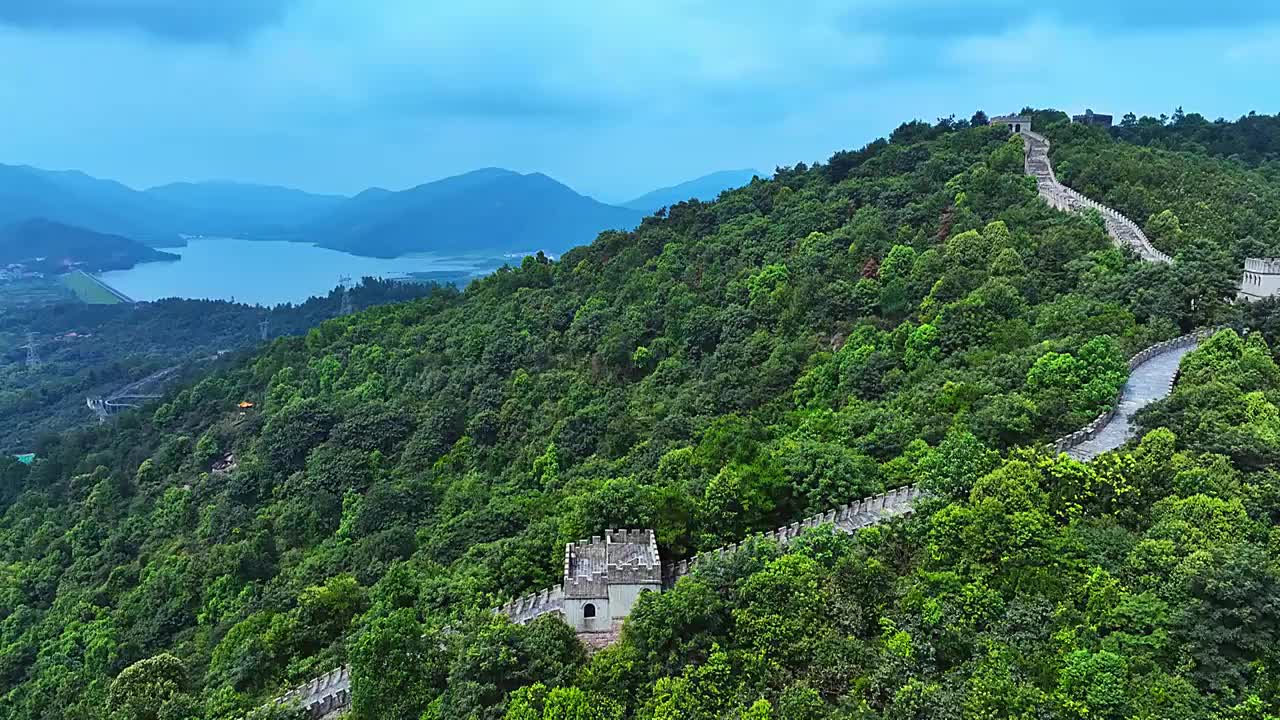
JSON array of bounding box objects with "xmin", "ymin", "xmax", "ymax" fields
[
  {"xmin": 620, "ymin": 168, "xmax": 765, "ymax": 213},
  {"xmin": 5, "ymin": 109, "xmax": 1280, "ymax": 720},
  {"xmin": 0, "ymin": 217, "xmax": 179, "ymax": 272},
  {"xmin": 1, "ymin": 164, "xmax": 759, "ymax": 257}
]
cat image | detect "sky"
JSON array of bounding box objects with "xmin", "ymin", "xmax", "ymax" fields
[{"xmin": 2, "ymin": 0, "xmax": 1278, "ymax": 202}]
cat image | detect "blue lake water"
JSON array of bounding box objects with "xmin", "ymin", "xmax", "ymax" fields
[{"xmin": 97, "ymin": 237, "xmax": 509, "ymax": 306}]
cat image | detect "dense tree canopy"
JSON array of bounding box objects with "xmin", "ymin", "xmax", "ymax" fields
[
  {"xmin": 0, "ymin": 278, "xmax": 445, "ymax": 451},
  {"xmin": 0, "ymin": 110, "xmax": 1277, "ymax": 719}
]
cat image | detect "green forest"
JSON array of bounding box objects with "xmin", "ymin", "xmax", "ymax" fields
[
  {"xmin": 3, "ymin": 109, "xmax": 1280, "ymax": 720},
  {"xmin": 0, "ymin": 278, "xmax": 444, "ymax": 451}
]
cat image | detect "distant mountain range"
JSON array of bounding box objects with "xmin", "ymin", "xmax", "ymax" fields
[
  {"xmin": 146, "ymin": 181, "xmax": 347, "ymax": 238},
  {"xmin": 0, "ymin": 164, "xmax": 180, "ymax": 244},
  {"xmin": 306, "ymin": 168, "xmax": 645, "ymax": 257},
  {"xmin": 620, "ymin": 169, "xmax": 765, "ymax": 213},
  {"xmin": 0, "ymin": 162, "xmax": 762, "ymax": 258},
  {"xmin": 0, "ymin": 218, "xmax": 178, "ymax": 272}
]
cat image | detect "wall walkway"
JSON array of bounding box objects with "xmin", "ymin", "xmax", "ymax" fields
[
  {"xmin": 1022, "ymin": 131, "xmax": 1172, "ymax": 264},
  {"xmin": 274, "ymin": 122, "xmax": 1210, "ymax": 719}
]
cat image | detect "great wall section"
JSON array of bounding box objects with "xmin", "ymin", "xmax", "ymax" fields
[
  {"xmin": 270, "ymin": 124, "xmax": 1209, "ymax": 718},
  {"xmin": 1022, "ymin": 130, "xmax": 1172, "ymax": 264}
]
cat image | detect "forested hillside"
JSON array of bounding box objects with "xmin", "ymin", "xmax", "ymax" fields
[
  {"xmin": 1, "ymin": 111, "xmax": 1278, "ymax": 720},
  {"xmin": 0, "ymin": 219, "xmax": 178, "ymax": 273},
  {"xmin": 0, "ymin": 279, "xmax": 445, "ymax": 451},
  {"xmin": 1111, "ymin": 109, "xmax": 1280, "ymax": 172}
]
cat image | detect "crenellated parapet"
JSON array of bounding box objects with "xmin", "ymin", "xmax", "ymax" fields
[
  {"xmin": 564, "ymin": 572, "xmax": 609, "ymax": 598},
  {"xmin": 1244, "ymin": 258, "xmax": 1280, "ymax": 274},
  {"xmin": 1019, "ymin": 131, "xmax": 1172, "ymax": 265},
  {"xmin": 1050, "ymin": 327, "xmax": 1221, "ymax": 459},
  {"xmin": 661, "ymin": 485, "xmax": 923, "ymax": 586},
  {"xmin": 494, "ymin": 585, "xmax": 564, "ymax": 624},
  {"xmin": 273, "ymin": 664, "xmax": 352, "ymax": 719}
]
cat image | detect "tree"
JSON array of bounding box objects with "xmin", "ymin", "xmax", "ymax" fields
[
  {"xmin": 350, "ymin": 609, "xmax": 446, "ymax": 720},
  {"xmin": 108, "ymin": 654, "xmax": 197, "ymax": 720}
]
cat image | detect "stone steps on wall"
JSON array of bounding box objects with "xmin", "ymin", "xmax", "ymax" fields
[{"xmin": 1019, "ymin": 130, "xmax": 1172, "ymax": 264}]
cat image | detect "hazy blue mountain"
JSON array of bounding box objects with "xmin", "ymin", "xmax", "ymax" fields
[
  {"xmin": 311, "ymin": 168, "xmax": 646, "ymax": 257},
  {"xmin": 1, "ymin": 162, "xmax": 686, "ymax": 259},
  {"xmin": 145, "ymin": 181, "xmax": 347, "ymax": 238},
  {"xmin": 0, "ymin": 218, "xmax": 179, "ymax": 272},
  {"xmin": 0, "ymin": 164, "xmax": 180, "ymax": 245},
  {"xmin": 622, "ymin": 169, "xmax": 765, "ymax": 213}
]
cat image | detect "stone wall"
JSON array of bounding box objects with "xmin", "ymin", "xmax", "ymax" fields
[
  {"xmin": 1019, "ymin": 127, "xmax": 1208, "ymax": 457},
  {"xmin": 1020, "ymin": 131, "xmax": 1172, "ymax": 265},
  {"xmin": 661, "ymin": 485, "xmax": 923, "ymax": 587},
  {"xmin": 494, "ymin": 585, "xmax": 564, "ymax": 624},
  {"xmin": 273, "ymin": 664, "xmax": 351, "ymax": 719},
  {"xmin": 1049, "ymin": 328, "xmax": 1219, "ymax": 455}
]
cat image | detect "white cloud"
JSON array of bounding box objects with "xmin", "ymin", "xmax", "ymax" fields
[{"xmin": 0, "ymin": 1, "xmax": 1276, "ymax": 197}]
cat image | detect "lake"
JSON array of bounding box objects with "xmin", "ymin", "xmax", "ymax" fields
[{"xmin": 97, "ymin": 237, "xmax": 510, "ymax": 306}]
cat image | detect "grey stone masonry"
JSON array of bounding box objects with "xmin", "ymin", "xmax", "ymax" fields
[
  {"xmin": 1239, "ymin": 258, "xmax": 1280, "ymax": 301},
  {"xmin": 563, "ymin": 528, "xmax": 662, "ymax": 598},
  {"xmin": 1051, "ymin": 329, "xmax": 1217, "ymax": 461},
  {"xmin": 661, "ymin": 485, "xmax": 923, "ymax": 587},
  {"xmin": 1020, "ymin": 131, "xmax": 1172, "ymax": 265},
  {"xmin": 273, "ymin": 665, "xmax": 351, "ymax": 719},
  {"xmin": 992, "ymin": 114, "xmax": 1032, "ymax": 133},
  {"xmin": 495, "ymin": 585, "xmax": 565, "ymax": 624}
]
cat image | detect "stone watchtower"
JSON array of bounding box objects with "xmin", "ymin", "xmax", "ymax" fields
[
  {"xmin": 1239, "ymin": 258, "xmax": 1280, "ymax": 301},
  {"xmin": 991, "ymin": 114, "xmax": 1032, "ymax": 134},
  {"xmin": 562, "ymin": 529, "xmax": 662, "ymax": 632}
]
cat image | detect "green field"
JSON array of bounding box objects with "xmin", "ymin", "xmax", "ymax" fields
[
  {"xmin": 61, "ymin": 271, "xmax": 125, "ymax": 304},
  {"xmin": 0, "ymin": 277, "xmax": 76, "ymax": 308}
]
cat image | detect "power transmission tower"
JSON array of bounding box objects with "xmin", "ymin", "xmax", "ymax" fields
[
  {"xmin": 25, "ymin": 332, "xmax": 39, "ymax": 369},
  {"xmin": 338, "ymin": 275, "xmax": 353, "ymax": 316},
  {"xmin": 259, "ymin": 317, "xmax": 270, "ymax": 341}
]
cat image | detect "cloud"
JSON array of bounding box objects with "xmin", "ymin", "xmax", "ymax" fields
[
  {"xmin": 0, "ymin": 0, "xmax": 1275, "ymax": 199},
  {"xmin": 0, "ymin": 0, "xmax": 298, "ymax": 41},
  {"xmin": 841, "ymin": 0, "xmax": 1280, "ymax": 38}
]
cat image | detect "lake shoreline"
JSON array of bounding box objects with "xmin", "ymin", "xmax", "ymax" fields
[{"xmin": 97, "ymin": 237, "xmax": 505, "ymax": 306}]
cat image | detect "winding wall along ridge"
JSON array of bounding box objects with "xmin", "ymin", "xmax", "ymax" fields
[
  {"xmin": 275, "ymin": 124, "xmax": 1205, "ymax": 719},
  {"xmin": 1021, "ymin": 128, "xmax": 1202, "ymax": 458}
]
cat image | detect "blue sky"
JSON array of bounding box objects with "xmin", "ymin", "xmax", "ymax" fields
[{"xmin": 2, "ymin": 0, "xmax": 1277, "ymax": 201}]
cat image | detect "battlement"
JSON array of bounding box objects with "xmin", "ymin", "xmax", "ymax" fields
[
  {"xmin": 564, "ymin": 572, "xmax": 609, "ymax": 598},
  {"xmin": 661, "ymin": 485, "xmax": 923, "ymax": 586},
  {"xmin": 274, "ymin": 665, "xmax": 352, "ymax": 718},
  {"xmin": 991, "ymin": 114, "xmax": 1032, "ymax": 133},
  {"xmin": 1245, "ymin": 258, "xmax": 1280, "ymax": 274},
  {"xmin": 605, "ymin": 528, "xmax": 651, "ymax": 545},
  {"xmin": 1050, "ymin": 327, "xmax": 1221, "ymax": 458},
  {"xmin": 563, "ymin": 528, "xmax": 660, "ymax": 598},
  {"xmin": 494, "ymin": 585, "xmax": 564, "ymax": 624}
]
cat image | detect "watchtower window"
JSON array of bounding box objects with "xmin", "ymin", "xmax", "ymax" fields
[{"xmin": 583, "ymin": 603, "xmax": 597, "ymax": 619}]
